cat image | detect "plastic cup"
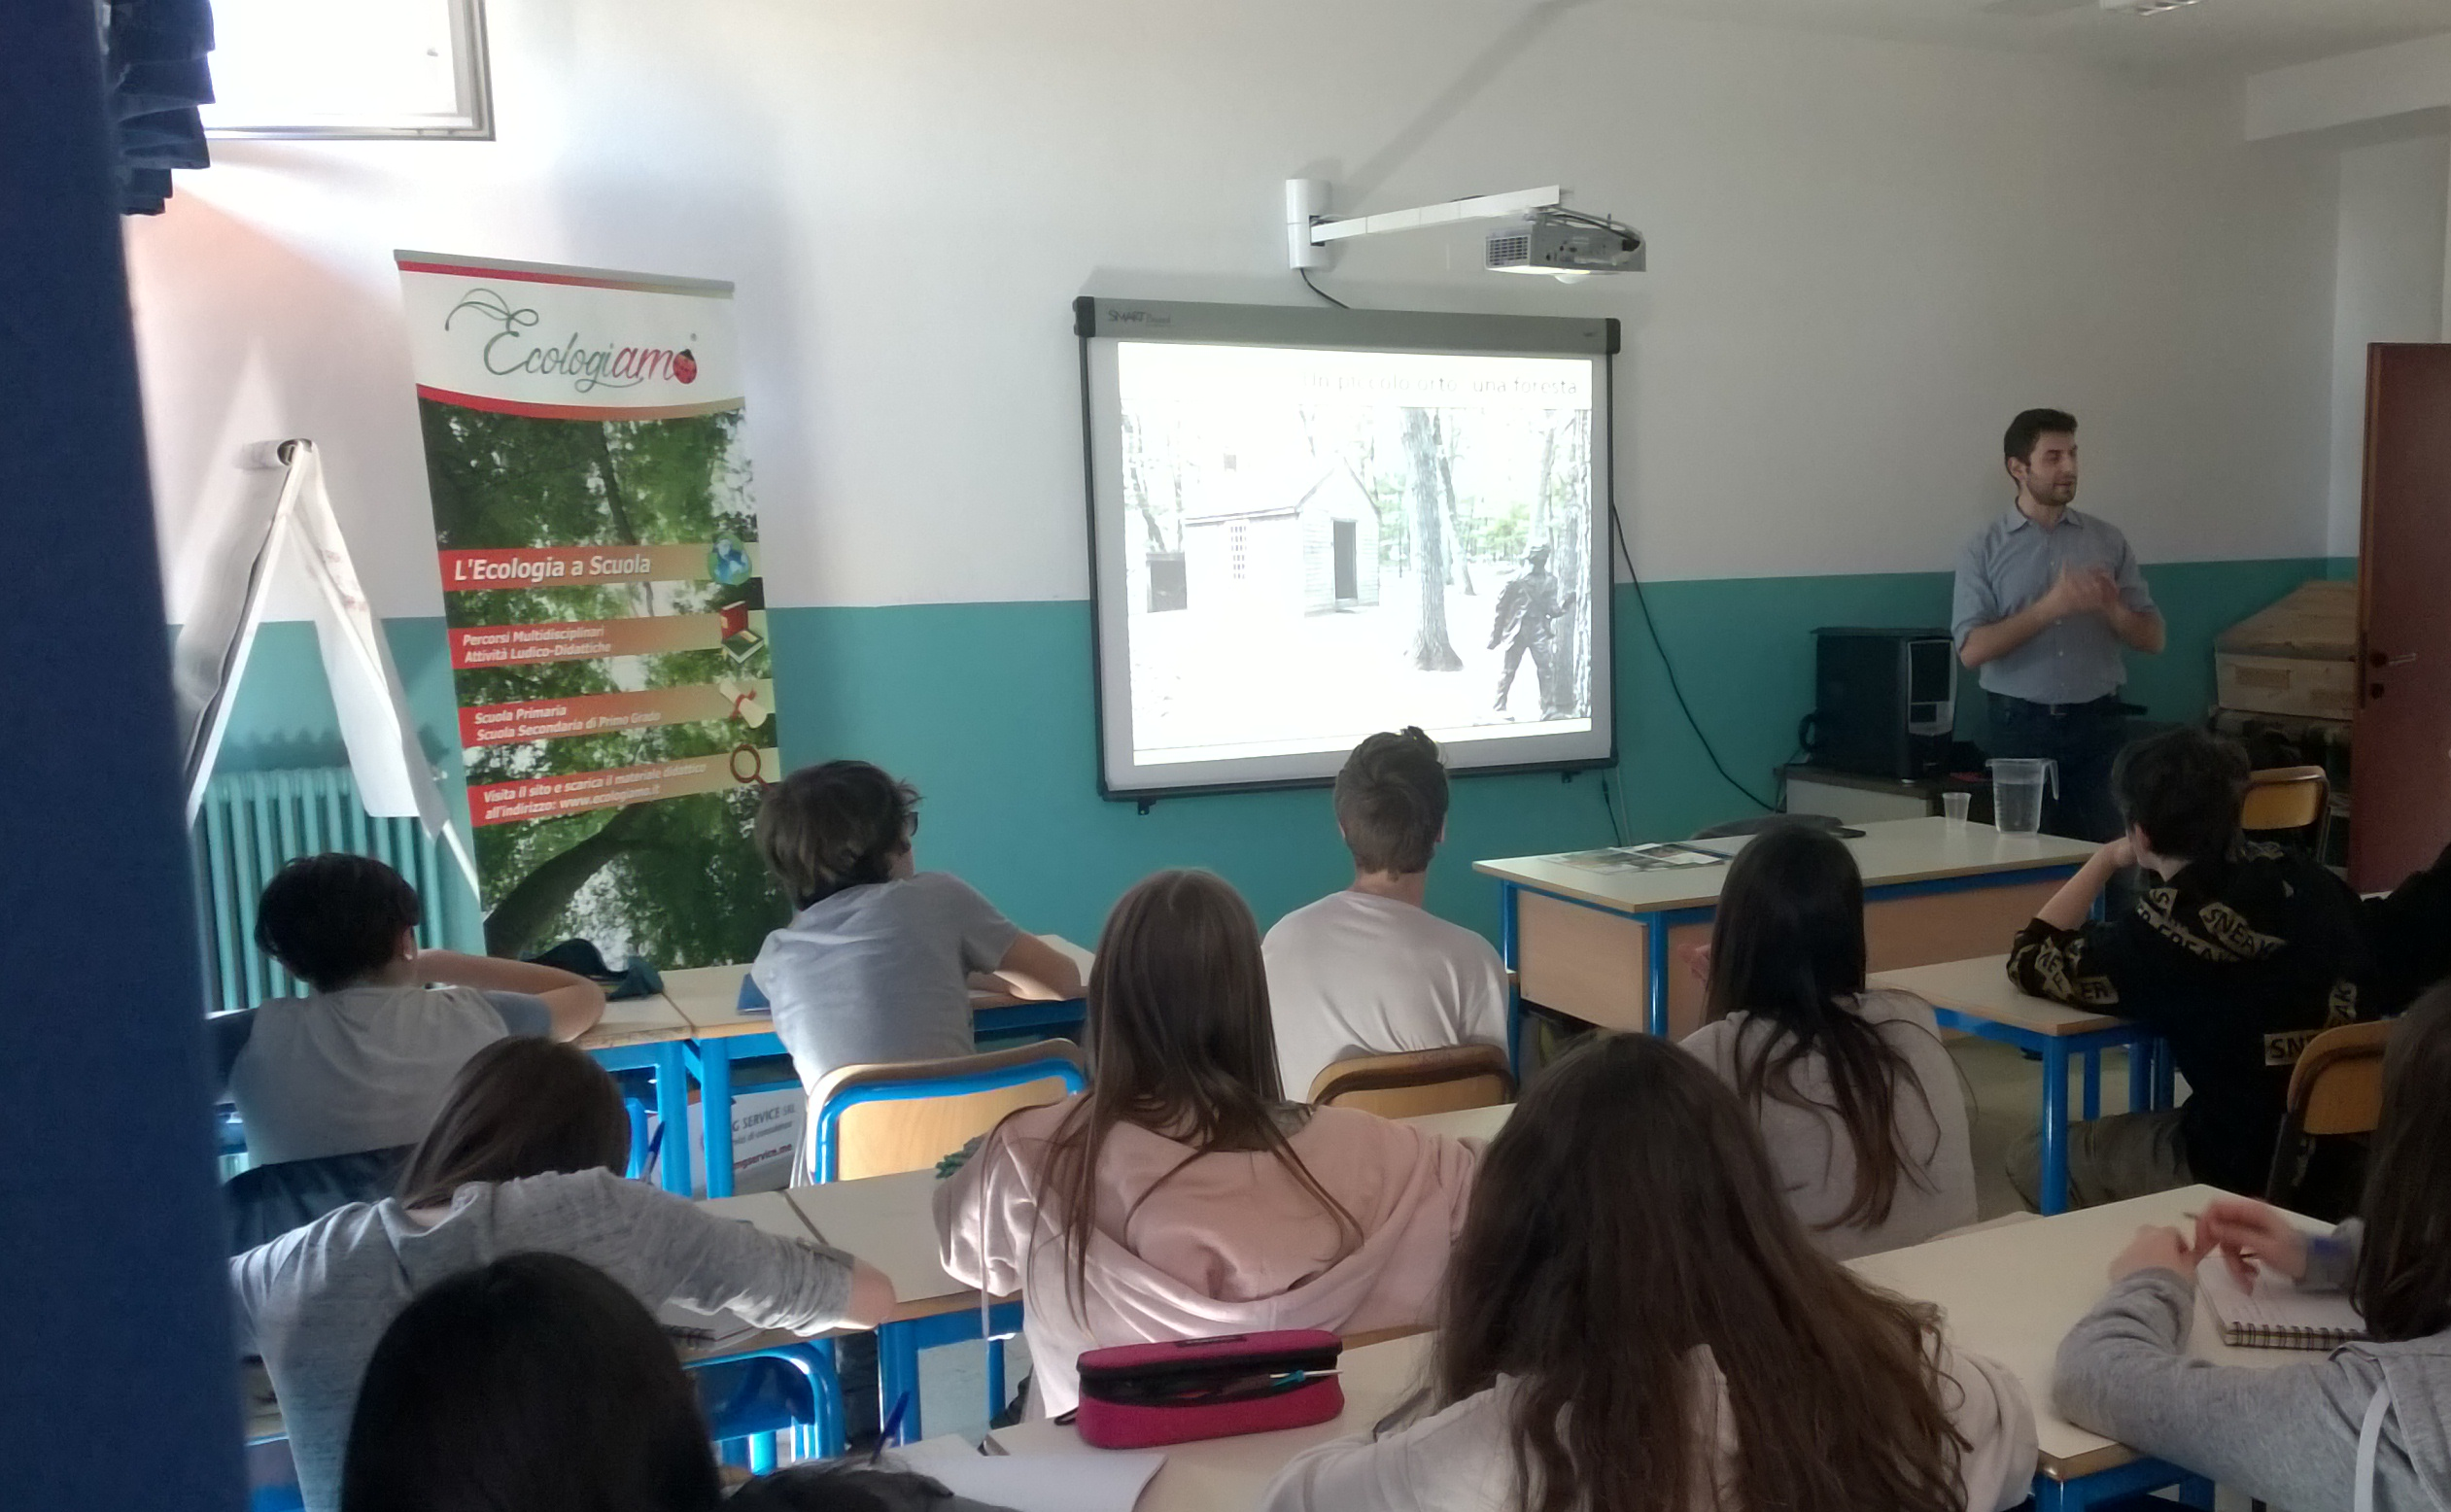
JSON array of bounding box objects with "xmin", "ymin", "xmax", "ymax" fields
[{"xmin": 1943, "ymin": 791, "xmax": 1971, "ymax": 825}]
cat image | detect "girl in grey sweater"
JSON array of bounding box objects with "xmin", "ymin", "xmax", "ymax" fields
[
  {"xmin": 230, "ymin": 1038, "xmax": 893, "ymax": 1512},
  {"xmin": 2054, "ymin": 984, "xmax": 2451, "ymax": 1512}
]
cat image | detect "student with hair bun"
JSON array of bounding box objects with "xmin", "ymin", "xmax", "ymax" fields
[{"xmin": 1263, "ymin": 728, "xmax": 1508, "ymax": 1097}]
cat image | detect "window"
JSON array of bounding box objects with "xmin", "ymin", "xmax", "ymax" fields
[
  {"xmin": 201, "ymin": 0, "xmax": 493, "ymax": 140},
  {"xmin": 1228, "ymin": 523, "xmax": 1249, "ymax": 581}
]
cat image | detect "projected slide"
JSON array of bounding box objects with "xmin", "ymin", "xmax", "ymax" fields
[
  {"xmin": 1122, "ymin": 344, "xmax": 1593, "ymax": 752},
  {"xmin": 1081, "ymin": 299, "xmax": 1615, "ymax": 796}
]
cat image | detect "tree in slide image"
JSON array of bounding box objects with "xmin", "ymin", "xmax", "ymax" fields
[{"xmin": 1401, "ymin": 407, "xmax": 1463, "ymax": 671}]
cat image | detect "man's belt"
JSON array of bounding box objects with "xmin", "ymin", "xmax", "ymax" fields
[{"xmin": 1990, "ymin": 693, "xmax": 2131, "ymax": 719}]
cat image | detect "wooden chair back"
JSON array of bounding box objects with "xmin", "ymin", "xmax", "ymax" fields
[
  {"xmin": 2287, "ymin": 1020, "xmax": 2391, "ymax": 1138},
  {"xmin": 2241, "ymin": 765, "xmax": 2330, "ymax": 841},
  {"xmin": 808, "ymin": 1041, "xmax": 1088, "ymax": 1183},
  {"xmin": 2265, "ymin": 1019, "xmax": 2392, "ymax": 1213},
  {"xmin": 1308, "ymin": 1045, "xmax": 1514, "ymax": 1119}
]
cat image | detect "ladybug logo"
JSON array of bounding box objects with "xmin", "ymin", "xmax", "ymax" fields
[{"xmin": 673, "ymin": 349, "xmax": 699, "ymax": 384}]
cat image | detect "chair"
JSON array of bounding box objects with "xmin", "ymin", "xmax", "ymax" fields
[
  {"xmin": 2241, "ymin": 765, "xmax": 2331, "ymax": 855},
  {"xmin": 1307, "ymin": 1045, "xmax": 1515, "ymax": 1118},
  {"xmin": 2264, "ymin": 1019, "xmax": 2391, "ymax": 1218},
  {"xmin": 807, "ymin": 1043, "xmax": 1089, "ymax": 1438},
  {"xmin": 804, "ymin": 1040, "xmax": 1091, "ymax": 1185}
]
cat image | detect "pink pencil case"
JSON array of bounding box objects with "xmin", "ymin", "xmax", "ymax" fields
[{"xmin": 1072, "ymin": 1330, "xmax": 1344, "ymax": 1449}]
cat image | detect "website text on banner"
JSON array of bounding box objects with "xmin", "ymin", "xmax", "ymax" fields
[{"xmin": 397, "ymin": 252, "xmax": 783, "ymax": 969}]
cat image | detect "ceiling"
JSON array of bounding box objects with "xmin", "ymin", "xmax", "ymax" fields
[{"xmin": 1624, "ymin": 0, "xmax": 2451, "ymax": 78}]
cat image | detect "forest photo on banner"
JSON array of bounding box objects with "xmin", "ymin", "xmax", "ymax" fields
[{"xmin": 397, "ymin": 253, "xmax": 782, "ymax": 969}]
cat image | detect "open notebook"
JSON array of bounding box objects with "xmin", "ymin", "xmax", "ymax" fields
[{"xmin": 2196, "ymin": 1254, "xmax": 2365, "ymax": 1351}]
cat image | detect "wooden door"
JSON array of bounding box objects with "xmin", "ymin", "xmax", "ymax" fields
[{"xmin": 2352, "ymin": 345, "xmax": 2451, "ymax": 889}]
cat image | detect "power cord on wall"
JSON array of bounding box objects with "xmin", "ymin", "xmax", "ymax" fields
[
  {"xmin": 1606, "ymin": 488, "xmax": 1778, "ymax": 813},
  {"xmin": 1297, "ymin": 269, "xmax": 1350, "ymax": 309}
]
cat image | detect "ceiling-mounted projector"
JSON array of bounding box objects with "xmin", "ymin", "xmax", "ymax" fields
[
  {"xmin": 1285, "ymin": 179, "xmax": 1645, "ymax": 284},
  {"xmin": 1486, "ymin": 210, "xmax": 1644, "ymax": 278}
]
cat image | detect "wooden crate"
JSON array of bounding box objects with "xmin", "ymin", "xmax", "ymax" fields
[{"xmin": 2214, "ymin": 580, "xmax": 2357, "ymax": 720}]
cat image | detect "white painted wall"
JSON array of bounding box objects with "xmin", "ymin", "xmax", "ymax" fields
[
  {"xmin": 127, "ymin": 0, "xmax": 2342, "ymax": 623},
  {"xmin": 2326, "ymin": 133, "xmax": 2448, "ymax": 558}
]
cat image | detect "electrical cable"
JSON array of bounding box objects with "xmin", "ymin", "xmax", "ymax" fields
[
  {"xmin": 1597, "ymin": 772, "xmax": 1628, "ymax": 845},
  {"xmin": 1605, "ymin": 489, "xmax": 1779, "ymax": 814},
  {"xmin": 1297, "ymin": 268, "xmax": 1350, "ymax": 310}
]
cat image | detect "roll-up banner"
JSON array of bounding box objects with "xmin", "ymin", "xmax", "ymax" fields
[{"xmin": 397, "ymin": 251, "xmax": 782, "ymax": 968}]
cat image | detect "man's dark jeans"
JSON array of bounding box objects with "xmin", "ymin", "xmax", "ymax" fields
[{"xmin": 1987, "ymin": 693, "xmax": 2129, "ymax": 842}]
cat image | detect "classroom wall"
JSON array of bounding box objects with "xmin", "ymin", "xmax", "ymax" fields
[
  {"xmin": 2324, "ymin": 133, "xmax": 2448, "ymax": 558},
  {"xmin": 134, "ymin": 0, "xmax": 2350, "ymax": 946}
]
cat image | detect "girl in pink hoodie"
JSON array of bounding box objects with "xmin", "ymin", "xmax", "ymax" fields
[{"xmin": 933, "ymin": 868, "xmax": 1481, "ymax": 1418}]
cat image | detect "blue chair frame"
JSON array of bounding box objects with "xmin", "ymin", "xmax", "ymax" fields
[
  {"xmin": 811, "ymin": 1048, "xmax": 1087, "ymax": 1442},
  {"xmin": 810, "ymin": 1050, "xmax": 1089, "ymax": 1185}
]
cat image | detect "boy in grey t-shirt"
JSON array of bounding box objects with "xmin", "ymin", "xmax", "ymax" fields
[
  {"xmin": 749, "ymin": 762, "xmax": 1083, "ymax": 1098},
  {"xmin": 214, "ymin": 854, "xmax": 606, "ymax": 1164}
]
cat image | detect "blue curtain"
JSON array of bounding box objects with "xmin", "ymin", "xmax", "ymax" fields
[{"xmin": 101, "ymin": 0, "xmax": 215, "ymax": 214}]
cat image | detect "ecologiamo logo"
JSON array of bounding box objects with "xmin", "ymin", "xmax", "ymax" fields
[{"xmin": 444, "ymin": 288, "xmax": 700, "ymax": 393}]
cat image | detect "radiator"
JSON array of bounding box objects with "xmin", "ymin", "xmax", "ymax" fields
[{"xmin": 191, "ymin": 768, "xmax": 460, "ymax": 1013}]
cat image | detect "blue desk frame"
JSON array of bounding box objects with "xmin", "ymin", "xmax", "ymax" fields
[
  {"xmin": 1928, "ymin": 1004, "xmax": 2171, "ymax": 1216},
  {"xmin": 1493, "ymin": 860, "xmax": 2179, "ymax": 1216},
  {"xmin": 2035, "ymin": 1457, "xmax": 2214, "ymax": 1510},
  {"xmin": 1497, "ymin": 865, "xmax": 2084, "ymax": 1044},
  {"xmin": 687, "ymin": 998, "xmax": 1088, "ymax": 1198},
  {"xmin": 586, "ymin": 1039, "xmax": 693, "ymax": 1197}
]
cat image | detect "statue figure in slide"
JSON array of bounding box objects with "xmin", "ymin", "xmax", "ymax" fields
[{"xmin": 1489, "ymin": 546, "xmax": 1572, "ymax": 718}]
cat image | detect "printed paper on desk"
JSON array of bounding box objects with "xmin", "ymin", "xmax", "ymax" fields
[{"xmin": 895, "ymin": 1438, "xmax": 1163, "ymax": 1512}]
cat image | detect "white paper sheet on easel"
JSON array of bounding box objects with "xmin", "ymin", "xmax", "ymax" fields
[
  {"xmin": 174, "ymin": 439, "xmax": 476, "ymax": 891},
  {"xmin": 896, "ymin": 1437, "xmax": 1163, "ymax": 1512}
]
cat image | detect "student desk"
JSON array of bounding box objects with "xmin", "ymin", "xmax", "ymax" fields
[
  {"xmin": 661, "ymin": 939, "xmax": 1093, "ymax": 1199},
  {"xmin": 981, "ymin": 1187, "xmax": 2315, "ymax": 1512},
  {"xmin": 1868, "ymin": 955, "xmax": 2172, "ymax": 1217},
  {"xmin": 779, "ymin": 1167, "xmax": 993, "ymax": 1444},
  {"xmin": 985, "ymin": 1331, "xmax": 1434, "ymax": 1511},
  {"xmin": 1477, "ymin": 817, "xmax": 2094, "ymax": 1048},
  {"xmin": 1849, "ymin": 1184, "xmax": 2319, "ymax": 1511},
  {"xmin": 577, "ymin": 995, "xmax": 698, "ymax": 1196}
]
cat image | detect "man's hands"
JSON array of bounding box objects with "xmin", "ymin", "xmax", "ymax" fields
[
  {"xmin": 2192, "ymin": 1199, "xmax": 2311, "ymax": 1291},
  {"xmin": 2040, "ymin": 563, "xmax": 2123, "ymax": 620}
]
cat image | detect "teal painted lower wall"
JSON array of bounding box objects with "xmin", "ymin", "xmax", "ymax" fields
[{"xmin": 206, "ymin": 556, "xmax": 2335, "ymax": 946}]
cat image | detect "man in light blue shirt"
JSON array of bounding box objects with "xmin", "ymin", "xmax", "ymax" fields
[{"xmin": 1952, "ymin": 409, "xmax": 2164, "ymax": 840}]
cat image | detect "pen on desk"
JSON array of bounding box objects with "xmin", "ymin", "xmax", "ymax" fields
[{"xmin": 873, "ymin": 1392, "xmax": 911, "ymax": 1461}]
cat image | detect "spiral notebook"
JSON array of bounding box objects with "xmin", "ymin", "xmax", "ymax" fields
[{"xmin": 2196, "ymin": 1254, "xmax": 2365, "ymax": 1350}]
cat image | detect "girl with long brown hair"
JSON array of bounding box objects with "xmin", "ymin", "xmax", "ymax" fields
[
  {"xmin": 934, "ymin": 869, "xmax": 1480, "ymax": 1418},
  {"xmin": 2056, "ymin": 981, "xmax": 2451, "ymax": 1511},
  {"xmin": 1680, "ymin": 822, "xmax": 1974, "ymax": 1256},
  {"xmin": 1264, "ymin": 1032, "xmax": 2037, "ymax": 1512}
]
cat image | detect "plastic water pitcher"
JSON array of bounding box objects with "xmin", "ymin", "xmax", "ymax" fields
[{"xmin": 1988, "ymin": 758, "xmax": 2056, "ymax": 836}]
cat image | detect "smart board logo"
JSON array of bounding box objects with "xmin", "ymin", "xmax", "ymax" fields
[
  {"xmin": 1106, "ymin": 308, "xmax": 1172, "ymax": 327},
  {"xmin": 445, "ymin": 289, "xmax": 699, "ymax": 393}
]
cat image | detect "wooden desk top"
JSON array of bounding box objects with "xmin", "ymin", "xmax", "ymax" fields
[
  {"xmin": 987, "ymin": 1332, "xmax": 1433, "ymax": 1508},
  {"xmin": 1393, "ymin": 1102, "xmax": 1511, "ymax": 1144},
  {"xmin": 1848, "ymin": 1185, "xmax": 2311, "ymax": 1478},
  {"xmin": 1870, "ymin": 955, "xmax": 2130, "ymax": 1038},
  {"xmin": 575, "ymin": 992, "xmax": 695, "ymax": 1050},
  {"xmin": 656, "ymin": 936, "xmax": 1095, "ymax": 1041},
  {"xmin": 1476, "ymin": 817, "xmax": 2095, "ymax": 914},
  {"xmin": 785, "ymin": 1169, "xmax": 977, "ymax": 1323}
]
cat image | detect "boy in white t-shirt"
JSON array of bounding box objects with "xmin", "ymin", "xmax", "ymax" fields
[{"xmin": 1263, "ymin": 727, "xmax": 1509, "ymax": 1098}]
